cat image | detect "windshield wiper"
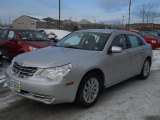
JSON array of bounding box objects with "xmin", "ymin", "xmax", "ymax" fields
[
  {"xmin": 53, "ymin": 44, "xmax": 81, "ymax": 49},
  {"xmin": 63, "ymin": 46, "xmax": 81, "ymax": 49}
]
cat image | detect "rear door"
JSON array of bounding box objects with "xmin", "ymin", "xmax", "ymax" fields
[{"xmin": 126, "ymin": 34, "xmax": 146, "ymax": 74}]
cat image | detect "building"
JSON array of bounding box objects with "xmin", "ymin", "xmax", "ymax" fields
[
  {"xmin": 126, "ymin": 23, "xmax": 160, "ymax": 30},
  {"xmin": 12, "ymin": 15, "xmax": 55, "ymax": 29}
]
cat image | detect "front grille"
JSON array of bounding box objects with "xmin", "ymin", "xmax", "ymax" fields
[{"xmin": 12, "ymin": 62, "xmax": 37, "ymax": 78}]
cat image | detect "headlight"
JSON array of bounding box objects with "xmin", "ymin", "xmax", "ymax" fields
[
  {"xmin": 29, "ymin": 46, "xmax": 37, "ymax": 51},
  {"xmin": 151, "ymin": 40, "xmax": 157, "ymax": 43},
  {"xmin": 40, "ymin": 64, "xmax": 72, "ymax": 81}
]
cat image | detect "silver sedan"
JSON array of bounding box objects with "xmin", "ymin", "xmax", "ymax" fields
[{"xmin": 6, "ymin": 29, "xmax": 152, "ymax": 107}]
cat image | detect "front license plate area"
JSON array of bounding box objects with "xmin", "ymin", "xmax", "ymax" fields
[{"xmin": 10, "ymin": 80, "xmax": 20, "ymax": 92}]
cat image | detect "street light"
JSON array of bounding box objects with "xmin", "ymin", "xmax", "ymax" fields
[
  {"xmin": 128, "ymin": 0, "xmax": 131, "ymax": 30},
  {"xmin": 58, "ymin": 0, "xmax": 61, "ymax": 29}
]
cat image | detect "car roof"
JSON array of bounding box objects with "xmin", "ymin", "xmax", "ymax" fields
[{"xmin": 75, "ymin": 29, "xmax": 132, "ymax": 34}]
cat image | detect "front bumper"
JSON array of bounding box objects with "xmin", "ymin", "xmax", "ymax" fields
[{"xmin": 6, "ymin": 69, "xmax": 78, "ymax": 104}]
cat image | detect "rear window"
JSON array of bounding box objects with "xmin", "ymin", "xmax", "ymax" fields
[{"xmin": 127, "ymin": 34, "xmax": 143, "ymax": 48}]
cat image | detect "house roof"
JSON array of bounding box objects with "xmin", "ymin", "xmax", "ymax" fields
[
  {"xmin": 13, "ymin": 15, "xmax": 47, "ymax": 23},
  {"xmin": 26, "ymin": 15, "xmax": 46, "ymax": 22},
  {"xmin": 79, "ymin": 19, "xmax": 92, "ymax": 24}
]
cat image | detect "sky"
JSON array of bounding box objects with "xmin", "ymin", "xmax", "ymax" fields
[{"xmin": 0, "ymin": 0, "xmax": 160, "ymax": 24}]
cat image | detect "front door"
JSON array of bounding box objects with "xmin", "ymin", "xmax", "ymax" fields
[{"xmin": 104, "ymin": 34, "xmax": 132, "ymax": 86}]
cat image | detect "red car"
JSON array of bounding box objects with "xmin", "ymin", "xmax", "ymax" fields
[
  {"xmin": 131, "ymin": 30, "xmax": 160, "ymax": 49},
  {"xmin": 0, "ymin": 29, "xmax": 52, "ymax": 58}
]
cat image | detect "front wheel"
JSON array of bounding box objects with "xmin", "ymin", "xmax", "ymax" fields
[
  {"xmin": 138, "ymin": 59, "xmax": 151, "ymax": 80},
  {"xmin": 76, "ymin": 73, "xmax": 102, "ymax": 107}
]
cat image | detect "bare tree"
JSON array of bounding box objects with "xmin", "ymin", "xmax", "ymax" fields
[
  {"xmin": 139, "ymin": 4, "xmax": 158, "ymax": 23},
  {"xmin": 139, "ymin": 5, "xmax": 146, "ymax": 23}
]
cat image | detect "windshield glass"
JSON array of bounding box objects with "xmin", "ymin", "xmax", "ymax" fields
[
  {"xmin": 18, "ymin": 30, "xmax": 49, "ymax": 41},
  {"xmin": 56, "ymin": 32, "xmax": 110, "ymax": 51},
  {"xmin": 146, "ymin": 31, "xmax": 159, "ymax": 38}
]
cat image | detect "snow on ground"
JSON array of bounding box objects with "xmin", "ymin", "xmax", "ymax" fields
[
  {"xmin": 0, "ymin": 61, "xmax": 9, "ymax": 85},
  {"xmin": 43, "ymin": 29, "xmax": 71, "ymax": 40},
  {"xmin": 0, "ymin": 61, "xmax": 9, "ymax": 77},
  {"xmin": 151, "ymin": 48, "xmax": 160, "ymax": 71}
]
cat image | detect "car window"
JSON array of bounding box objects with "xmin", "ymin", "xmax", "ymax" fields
[
  {"xmin": 111, "ymin": 34, "xmax": 127, "ymax": 49},
  {"xmin": 0, "ymin": 30, "xmax": 8, "ymax": 39},
  {"xmin": 18, "ymin": 30, "xmax": 48, "ymax": 41},
  {"xmin": 56, "ymin": 32, "xmax": 110, "ymax": 51},
  {"xmin": 64, "ymin": 36, "xmax": 81, "ymax": 45},
  {"xmin": 127, "ymin": 34, "xmax": 142, "ymax": 48},
  {"xmin": 7, "ymin": 31, "xmax": 16, "ymax": 39}
]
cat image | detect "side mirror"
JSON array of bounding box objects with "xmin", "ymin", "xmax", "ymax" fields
[
  {"xmin": 48, "ymin": 33, "xmax": 57, "ymax": 39},
  {"xmin": 109, "ymin": 46, "xmax": 122, "ymax": 54}
]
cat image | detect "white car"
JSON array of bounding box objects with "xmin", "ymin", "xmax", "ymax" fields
[{"xmin": 43, "ymin": 29, "xmax": 70, "ymax": 41}]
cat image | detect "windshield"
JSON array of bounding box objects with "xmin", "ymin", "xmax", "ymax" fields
[
  {"xmin": 146, "ymin": 31, "xmax": 159, "ymax": 38},
  {"xmin": 56, "ymin": 32, "xmax": 110, "ymax": 51},
  {"xmin": 18, "ymin": 30, "xmax": 49, "ymax": 41}
]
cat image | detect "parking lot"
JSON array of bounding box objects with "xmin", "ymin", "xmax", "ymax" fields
[{"xmin": 0, "ymin": 49, "xmax": 159, "ymax": 120}]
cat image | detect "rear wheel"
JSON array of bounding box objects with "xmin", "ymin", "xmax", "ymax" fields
[
  {"xmin": 76, "ymin": 73, "xmax": 102, "ymax": 107},
  {"xmin": 138, "ymin": 59, "xmax": 151, "ymax": 80}
]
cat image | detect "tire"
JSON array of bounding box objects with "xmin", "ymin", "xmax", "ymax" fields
[
  {"xmin": 76, "ymin": 73, "xmax": 102, "ymax": 107},
  {"xmin": 138, "ymin": 59, "xmax": 151, "ymax": 80}
]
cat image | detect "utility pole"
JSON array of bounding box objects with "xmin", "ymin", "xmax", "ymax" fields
[
  {"xmin": 9, "ymin": 16, "xmax": 11, "ymax": 27},
  {"xmin": 142, "ymin": 5, "xmax": 145, "ymax": 23},
  {"xmin": 122, "ymin": 16, "xmax": 125, "ymax": 28},
  {"xmin": 128, "ymin": 0, "xmax": 131, "ymax": 30},
  {"xmin": 59, "ymin": 0, "xmax": 61, "ymax": 29}
]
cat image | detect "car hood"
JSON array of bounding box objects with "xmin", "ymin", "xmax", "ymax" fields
[
  {"xmin": 22, "ymin": 40, "xmax": 51, "ymax": 48},
  {"xmin": 14, "ymin": 47, "xmax": 99, "ymax": 68}
]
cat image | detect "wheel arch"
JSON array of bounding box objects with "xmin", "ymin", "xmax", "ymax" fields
[
  {"xmin": 146, "ymin": 56, "xmax": 152, "ymax": 66},
  {"xmin": 77, "ymin": 68, "xmax": 105, "ymax": 94},
  {"xmin": 75, "ymin": 68, "xmax": 105, "ymax": 105}
]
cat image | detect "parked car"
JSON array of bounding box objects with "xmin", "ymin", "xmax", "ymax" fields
[
  {"xmin": 142, "ymin": 30, "xmax": 160, "ymax": 38},
  {"xmin": 154, "ymin": 29, "xmax": 160, "ymax": 34},
  {"xmin": 6, "ymin": 29, "xmax": 152, "ymax": 107},
  {"xmin": 40, "ymin": 29, "xmax": 71, "ymax": 42},
  {"xmin": 0, "ymin": 29, "xmax": 52, "ymax": 58},
  {"xmin": 131, "ymin": 30, "xmax": 160, "ymax": 49}
]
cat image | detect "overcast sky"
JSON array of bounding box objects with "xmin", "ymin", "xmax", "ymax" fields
[{"xmin": 0, "ymin": 0, "xmax": 160, "ymax": 24}]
